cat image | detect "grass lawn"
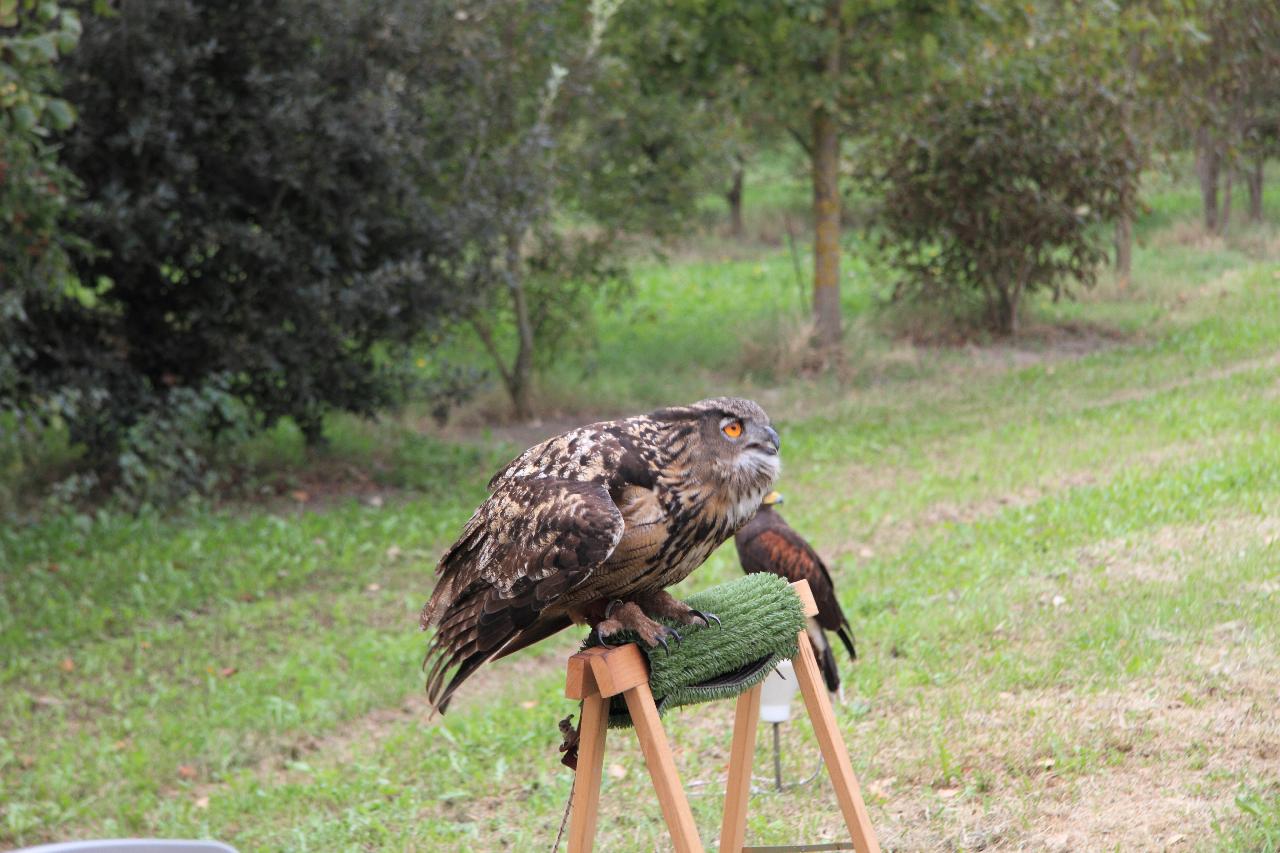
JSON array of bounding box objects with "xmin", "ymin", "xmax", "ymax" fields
[{"xmin": 3, "ymin": 176, "xmax": 1280, "ymax": 851}]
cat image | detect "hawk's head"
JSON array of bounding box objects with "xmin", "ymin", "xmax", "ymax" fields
[{"xmin": 651, "ymin": 397, "xmax": 781, "ymax": 520}]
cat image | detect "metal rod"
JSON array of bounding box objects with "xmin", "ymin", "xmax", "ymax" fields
[
  {"xmin": 743, "ymin": 843, "xmax": 856, "ymax": 852},
  {"xmin": 772, "ymin": 722, "xmax": 783, "ymax": 791}
]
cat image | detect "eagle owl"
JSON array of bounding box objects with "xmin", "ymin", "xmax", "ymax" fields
[
  {"xmin": 421, "ymin": 397, "xmax": 781, "ymax": 711},
  {"xmin": 735, "ymin": 492, "xmax": 856, "ymax": 699}
]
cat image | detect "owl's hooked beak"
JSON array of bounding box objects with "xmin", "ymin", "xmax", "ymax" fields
[{"xmin": 752, "ymin": 425, "xmax": 780, "ymax": 456}]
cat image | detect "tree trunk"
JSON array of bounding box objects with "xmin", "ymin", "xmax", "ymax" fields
[
  {"xmin": 989, "ymin": 287, "xmax": 1013, "ymax": 336},
  {"xmin": 1008, "ymin": 280, "xmax": 1023, "ymax": 336},
  {"xmin": 1113, "ymin": 42, "xmax": 1138, "ymax": 287},
  {"xmin": 1195, "ymin": 125, "xmax": 1220, "ymax": 233},
  {"xmin": 1114, "ymin": 212, "xmax": 1132, "ymax": 286},
  {"xmin": 298, "ymin": 411, "xmax": 327, "ymax": 449},
  {"xmin": 810, "ymin": 0, "xmax": 842, "ymax": 351},
  {"xmin": 726, "ymin": 154, "xmax": 745, "ymax": 239},
  {"xmin": 1247, "ymin": 153, "xmax": 1264, "ymax": 223},
  {"xmin": 995, "ymin": 280, "xmax": 1023, "ymax": 336},
  {"xmin": 506, "ymin": 230, "xmax": 535, "ymax": 421},
  {"xmin": 811, "ymin": 108, "xmax": 841, "ymax": 350},
  {"xmin": 1221, "ymin": 164, "xmax": 1233, "ymax": 233}
]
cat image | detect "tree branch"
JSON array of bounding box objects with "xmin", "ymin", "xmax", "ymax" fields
[
  {"xmin": 469, "ymin": 315, "xmax": 516, "ymax": 395},
  {"xmin": 786, "ymin": 124, "xmax": 813, "ymax": 158}
]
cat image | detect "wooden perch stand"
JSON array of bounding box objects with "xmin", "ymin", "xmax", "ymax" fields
[{"xmin": 563, "ymin": 580, "xmax": 880, "ymax": 853}]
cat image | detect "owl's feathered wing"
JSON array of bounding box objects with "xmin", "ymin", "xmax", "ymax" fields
[
  {"xmin": 734, "ymin": 510, "xmax": 856, "ymax": 694},
  {"xmin": 420, "ymin": 421, "xmax": 658, "ymax": 712}
]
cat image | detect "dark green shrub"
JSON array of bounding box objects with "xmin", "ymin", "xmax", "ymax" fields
[
  {"xmin": 875, "ymin": 78, "xmax": 1137, "ymax": 335},
  {"xmin": 6, "ymin": 0, "xmax": 473, "ymax": 502}
]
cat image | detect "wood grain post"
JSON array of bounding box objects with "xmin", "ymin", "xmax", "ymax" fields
[
  {"xmin": 793, "ymin": 630, "xmax": 880, "ymax": 853},
  {"xmin": 564, "ymin": 643, "xmax": 704, "ymax": 853},
  {"xmin": 623, "ymin": 678, "xmax": 705, "ymax": 853},
  {"xmin": 566, "ymin": 692, "xmax": 609, "ymax": 853},
  {"xmin": 718, "ymin": 682, "xmax": 762, "ymax": 852}
]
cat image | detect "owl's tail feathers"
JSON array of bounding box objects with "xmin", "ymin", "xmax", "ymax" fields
[
  {"xmin": 423, "ymin": 590, "xmax": 513, "ymax": 714},
  {"xmin": 491, "ymin": 612, "xmax": 573, "ymax": 662},
  {"xmin": 422, "ymin": 599, "xmax": 481, "ymax": 714},
  {"xmin": 419, "ymin": 574, "xmax": 457, "ymax": 631},
  {"xmin": 421, "ymin": 587, "xmax": 571, "ymax": 714}
]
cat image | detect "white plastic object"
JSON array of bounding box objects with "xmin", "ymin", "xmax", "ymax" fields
[{"xmin": 758, "ymin": 659, "xmax": 798, "ymax": 723}]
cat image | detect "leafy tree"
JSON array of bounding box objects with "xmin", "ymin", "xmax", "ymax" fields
[
  {"xmin": 0, "ymin": 0, "xmax": 82, "ymax": 399},
  {"xmin": 7, "ymin": 0, "xmax": 470, "ymax": 499},
  {"xmin": 1081, "ymin": 2, "xmax": 1206, "ymax": 281},
  {"xmin": 1226, "ymin": 1, "xmax": 1280, "ymax": 225},
  {"xmin": 1185, "ymin": 0, "xmax": 1280, "ymax": 233},
  {"xmin": 439, "ymin": 0, "xmax": 723, "ymax": 420},
  {"xmin": 426, "ymin": 0, "xmax": 618, "ymax": 422},
  {"xmin": 875, "ymin": 73, "xmax": 1137, "ymax": 335},
  {"xmin": 604, "ymin": 5, "xmax": 752, "ymax": 236},
  {"xmin": 1242, "ymin": 102, "xmax": 1278, "ymax": 223},
  {"xmin": 942, "ymin": 3, "xmax": 1201, "ymax": 283},
  {"xmin": 632, "ymin": 0, "xmax": 978, "ymax": 353}
]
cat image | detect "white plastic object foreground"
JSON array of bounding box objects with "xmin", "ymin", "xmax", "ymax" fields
[{"xmin": 10, "ymin": 840, "xmax": 238, "ymax": 853}]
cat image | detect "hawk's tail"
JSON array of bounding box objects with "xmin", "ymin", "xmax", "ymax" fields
[
  {"xmin": 836, "ymin": 623, "xmax": 857, "ymax": 661},
  {"xmin": 807, "ymin": 621, "xmax": 842, "ymax": 696}
]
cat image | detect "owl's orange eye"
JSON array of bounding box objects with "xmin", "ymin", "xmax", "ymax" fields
[{"xmin": 722, "ymin": 420, "xmax": 743, "ymax": 439}]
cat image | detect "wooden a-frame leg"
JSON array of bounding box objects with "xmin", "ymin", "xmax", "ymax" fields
[
  {"xmin": 793, "ymin": 631, "xmax": 881, "ymax": 853},
  {"xmin": 718, "ymin": 682, "xmax": 762, "ymax": 853},
  {"xmin": 623, "ymin": 679, "xmax": 706, "ymax": 853},
  {"xmin": 567, "ymin": 692, "xmax": 609, "ymax": 853}
]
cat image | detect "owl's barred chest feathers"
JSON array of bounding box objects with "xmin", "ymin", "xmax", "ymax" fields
[{"xmin": 590, "ymin": 471, "xmax": 767, "ymax": 600}]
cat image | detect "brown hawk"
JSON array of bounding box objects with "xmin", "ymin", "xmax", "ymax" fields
[
  {"xmin": 420, "ymin": 397, "xmax": 781, "ymax": 712},
  {"xmin": 734, "ymin": 492, "xmax": 856, "ymax": 698}
]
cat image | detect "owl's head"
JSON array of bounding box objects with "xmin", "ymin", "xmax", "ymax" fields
[{"xmin": 652, "ymin": 397, "xmax": 781, "ymax": 507}]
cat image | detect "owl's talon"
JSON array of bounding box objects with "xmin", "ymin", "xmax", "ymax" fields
[
  {"xmin": 604, "ymin": 599, "xmax": 624, "ymax": 619},
  {"xmin": 689, "ymin": 609, "xmax": 721, "ymax": 628},
  {"xmin": 590, "ymin": 627, "xmax": 616, "ymax": 649}
]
